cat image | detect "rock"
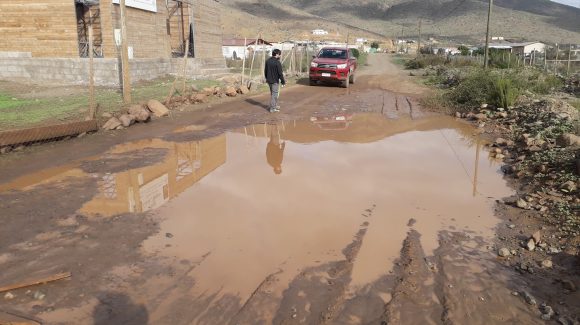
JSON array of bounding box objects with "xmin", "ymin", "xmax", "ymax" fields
[
  {"xmin": 516, "ymin": 198, "xmax": 528, "ymax": 209},
  {"xmin": 33, "ymin": 291, "xmax": 46, "ymax": 300},
  {"xmin": 561, "ymin": 279, "xmax": 577, "ymax": 292},
  {"xmin": 0, "ymin": 147, "xmax": 11, "ymax": 154},
  {"xmin": 102, "ymin": 112, "xmax": 113, "ymax": 118},
  {"xmin": 213, "ymin": 86, "xmax": 222, "ymax": 95},
  {"xmin": 237, "ymin": 85, "xmax": 250, "ymax": 95},
  {"xmin": 166, "ymin": 233, "xmax": 174, "ymax": 238},
  {"xmin": 4, "ymin": 292, "xmax": 15, "ymax": 300},
  {"xmin": 202, "ymin": 87, "xmax": 214, "ymax": 95},
  {"xmin": 191, "ymin": 93, "xmax": 208, "ymax": 103},
  {"xmin": 455, "ymin": 112, "xmax": 462, "ymax": 118},
  {"xmin": 498, "ymin": 248, "xmax": 511, "ymax": 257},
  {"xmin": 532, "ymin": 230, "xmax": 541, "ymax": 244},
  {"xmin": 526, "ymin": 238, "xmax": 536, "ymax": 251},
  {"xmin": 147, "ymin": 99, "xmax": 169, "ymax": 117},
  {"xmin": 481, "ymin": 103, "xmax": 488, "ymax": 109},
  {"xmin": 508, "ymin": 224, "xmax": 516, "ymax": 229},
  {"xmin": 522, "ymin": 291, "xmax": 537, "ymax": 305},
  {"xmin": 474, "ymin": 113, "xmax": 487, "ymax": 121},
  {"xmin": 541, "ymin": 260, "xmax": 553, "ymax": 268},
  {"xmin": 560, "ymin": 181, "xmax": 577, "ymax": 193},
  {"xmin": 102, "ymin": 117, "xmax": 122, "ymax": 130},
  {"xmin": 557, "ymin": 316, "xmax": 576, "ymax": 325},
  {"xmin": 118, "ymin": 113, "xmax": 135, "ymax": 127},
  {"xmin": 127, "ymin": 104, "xmax": 151, "ymax": 122},
  {"xmin": 225, "ymin": 86, "xmax": 237, "ymax": 97},
  {"xmin": 191, "ymin": 84, "xmax": 200, "ymax": 92},
  {"xmin": 557, "ymin": 133, "xmax": 580, "ymax": 147},
  {"xmin": 495, "ymin": 138, "xmax": 508, "ymax": 146},
  {"xmin": 495, "ymin": 153, "xmax": 505, "ymax": 160},
  {"xmin": 497, "ymin": 112, "xmax": 508, "ymax": 118},
  {"xmin": 541, "ymin": 304, "xmax": 555, "ymax": 320}
]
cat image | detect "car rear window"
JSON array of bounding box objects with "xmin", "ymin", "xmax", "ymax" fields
[{"xmin": 318, "ymin": 49, "xmax": 347, "ymax": 59}]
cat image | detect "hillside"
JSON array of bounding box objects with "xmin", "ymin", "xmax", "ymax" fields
[{"xmin": 217, "ymin": 0, "xmax": 580, "ymax": 44}]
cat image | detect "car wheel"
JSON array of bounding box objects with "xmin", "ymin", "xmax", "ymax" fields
[{"xmin": 349, "ymin": 73, "xmax": 355, "ymax": 84}]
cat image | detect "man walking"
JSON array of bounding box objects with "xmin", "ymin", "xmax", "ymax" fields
[{"xmin": 265, "ymin": 49, "xmax": 286, "ymax": 113}]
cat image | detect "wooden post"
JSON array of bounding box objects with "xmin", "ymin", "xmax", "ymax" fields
[
  {"xmin": 120, "ymin": 0, "xmax": 131, "ymax": 104},
  {"xmin": 555, "ymin": 44, "xmax": 560, "ymax": 74},
  {"xmin": 299, "ymin": 45, "xmax": 303, "ymax": 75},
  {"xmin": 483, "ymin": 0, "xmax": 493, "ymax": 68},
  {"xmin": 567, "ymin": 44, "xmax": 572, "ymax": 77},
  {"xmin": 417, "ymin": 19, "xmax": 422, "ymax": 57},
  {"xmin": 88, "ymin": 22, "xmax": 96, "ymax": 119},
  {"xmin": 241, "ymin": 37, "xmax": 247, "ymax": 85},
  {"xmin": 508, "ymin": 52, "xmax": 511, "ymax": 69},
  {"xmin": 165, "ymin": 38, "xmax": 189, "ymax": 105},
  {"xmin": 544, "ymin": 48, "xmax": 547, "ymax": 72},
  {"xmin": 181, "ymin": 38, "xmax": 190, "ymax": 95},
  {"xmin": 261, "ymin": 37, "xmax": 266, "ymax": 82},
  {"xmin": 248, "ymin": 34, "xmax": 259, "ymax": 82}
]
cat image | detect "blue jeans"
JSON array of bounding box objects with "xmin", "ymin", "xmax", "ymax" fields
[{"xmin": 269, "ymin": 83, "xmax": 279, "ymax": 110}]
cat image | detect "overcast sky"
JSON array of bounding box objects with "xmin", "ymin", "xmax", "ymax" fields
[{"xmin": 551, "ymin": 0, "xmax": 580, "ymax": 8}]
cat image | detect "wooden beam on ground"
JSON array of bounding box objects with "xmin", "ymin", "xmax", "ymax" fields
[
  {"xmin": 0, "ymin": 272, "xmax": 71, "ymax": 293},
  {"xmin": 0, "ymin": 121, "xmax": 98, "ymax": 147}
]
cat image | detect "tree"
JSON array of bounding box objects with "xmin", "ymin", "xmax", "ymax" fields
[
  {"xmin": 370, "ymin": 41, "xmax": 380, "ymax": 49},
  {"xmin": 458, "ymin": 45, "xmax": 470, "ymax": 56}
]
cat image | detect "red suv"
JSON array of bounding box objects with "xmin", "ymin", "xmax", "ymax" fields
[{"xmin": 309, "ymin": 47, "xmax": 357, "ymax": 88}]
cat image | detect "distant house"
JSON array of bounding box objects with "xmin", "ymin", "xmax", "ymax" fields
[
  {"xmin": 487, "ymin": 41, "xmax": 546, "ymax": 55},
  {"xmin": 222, "ymin": 38, "xmax": 273, "ymax": 60},
  {"xmin": 312, "ymin": 29, "xmax": 329, "ymax": 36}
]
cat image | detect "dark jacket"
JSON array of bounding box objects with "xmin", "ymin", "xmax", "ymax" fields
[{"xmin": 264, "ymin": 57, "xmax": 286, "ymax": 85}]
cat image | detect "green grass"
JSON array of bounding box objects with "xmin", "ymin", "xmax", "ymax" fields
[{"xmin": 0, "ymin": 78, "xmax": 221, "ymax": 130}]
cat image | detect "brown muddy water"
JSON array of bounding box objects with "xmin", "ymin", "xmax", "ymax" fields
[{"xmin": 1, "ymin": 113, "xmax": 516, "ymax": 324}]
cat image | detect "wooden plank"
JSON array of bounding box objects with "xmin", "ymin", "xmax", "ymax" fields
[
  {"xmin": 0, "ymin": 120, "xmax": 98, "ymax": 147},
  {"xmin": 0, "ymin": 272, "xmax": 71, "ymax": 293}
]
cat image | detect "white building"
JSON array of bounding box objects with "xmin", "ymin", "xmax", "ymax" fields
[
  {"xmin": 312, "ymin": 29, "xmax": 329, "ymax": 36},
  {"xmin": 222, "ymin": 38, "xmax": 273, "ymax": 59},
  {"xmin": 487, "ymin": 41, "xmax": 547, "ymax": 55}
]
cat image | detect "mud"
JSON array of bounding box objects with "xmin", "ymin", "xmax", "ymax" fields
[{"xmin": 0, "ymin": 55, "xmax": 566, "ymax": 324}]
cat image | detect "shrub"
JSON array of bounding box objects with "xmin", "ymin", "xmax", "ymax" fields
[
  {"xmin": 491, "ymin": 77, "xmax": 519, "ymax": 108},
  {"xmin": 350, "ymin": 48, "xmax": 360, "ymax": 59},
  {"xmin": 371, "ymin": 41, "xmax": 380, "ymax": 49},
  {"xmin": 405, "ymin": 59, "xmax": 426, "ymax": 69},
  {"xmin": 445, "ymin": 69, "xmax": 495, "ymax": 109}
]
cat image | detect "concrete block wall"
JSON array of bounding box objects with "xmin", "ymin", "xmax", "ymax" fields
[{"xmin": 0, "ymin": 57, "xmax": 228, "ymax": 86}]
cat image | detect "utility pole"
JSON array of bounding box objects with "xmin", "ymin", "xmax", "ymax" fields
[
  {"xmin": 120, "ymin": 0, "xmax": 131, "ymax": 103},
  {"xmin": 483, "ymin": 0, "xmax": 493, "ymax": 69},
  {"xmin": 417, "ymin": 19, "xmax": 422, "ymax": 57},
  {"xmin": 567, "ymin": 44, "xmax": 572, "ymax": 76}
]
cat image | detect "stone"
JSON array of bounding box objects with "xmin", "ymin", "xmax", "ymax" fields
[
  {"xmin": 522, "ymin": 291, "xmax": 536, "ymax": 305},
  {"xmin": 541, "ymin": 305, "xmax": 555, "ymax": 320},
  {"xmin": 557, "ymin": 316, "xmax": 576, "ymax": 325},
  {"xmin": 516, "ymin": 198, "xmax": 528, "ymax": 209},
  {"xmin": 532, "ymin": 230, "xmax": 541, "ymax": 244},
  {"xmin": 191, "ymin": 84, "xmax": 200, "ymax": 92},
  {"xmin": 498, "ymin": 112, "xmax": 508, "ymax": 118},
  {"xmin": 147, "ymin": 99, "xmax": 169, "ymax": 117},
  {"xmin": 166, "ymin": 233, "xmax": 174, "ymax": 238},
  {"xmin": 202, "ymin": 87, "xmax": 214, "ymax": 95},
  {"xmin": 495, "ymin": 138, "xmax": 508, "ymax": 146},
  {"xmin": 33, "ymin": 291, "xmax": 45, "ymax": 300},
  {"xmin": 498, "ymin": 248, "xmax": 511, "ymax": 257},
  {"xmin": 495, "ymin": 153, "xmax": 505, "ymax": 160},
  {"xmin": 557, "ymin": 133, "xmax": 580, "ymax": 147},
  {"xmin": 4, "ymin": 292, "xmax": 15, "ymax": 300},
  {"xmin": 526, "ymin": 239, "xmax": 536, "ymax": 251},
  {"xmin": 225, "ymin": 86, "xmax": 237, "ymax": 97},
  {"xmin": 480, "ymin": 103, "xmax": 488, "ymax": 109},
  {"xmin": 118, "ymin": 114, "xmax": 135, "ymax": 127},
  {"xmin": 127, "ymin": 104, "xmax": 151, "ymax": 122},
  {"xmin": 237, "ymin": 85, "xmax": 250, "ymax": 95},
  {"xmin": 474, "ymin": 113, "xmax": 487, "ymax": 121},
  {"xmin": 102, "ymin": 112, "xmax": 113, "ymax": 118},
  {"xmin": 508, "ymin": 224, "xmax": 516, "ymax": 229},
  {"xmin": 0, "ymin": 147, "xmax": 11, "ymax": 154},
  {"xmin": 191, "ymin": 93, "xmax": 208, "ymax": 103},
  {"xmin": 561, "ymin": 279, "xmax": 576, "ymax": 292},
  {"xmin": 541, "ymin": 260, "xmax": 553, "ymax": 268},
  {"xmin": 102, "ymin": 117, "xmax": 122, "ymax": 130},
  {"xmin": 560, "ymin": 181, "xmax": 577, "ymax": 193}
]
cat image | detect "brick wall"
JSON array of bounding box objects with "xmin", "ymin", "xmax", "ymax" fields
[
  {"xmin": 0, "ymin": 0, "xmax": 79, "ymax": 58},
  {"xmin": 193, "ymin": 0, "xmax": 223, "ymax": 59},
  {"xmin": 101, "ymin": 0, "xmax": 171, "ymax": 59}
]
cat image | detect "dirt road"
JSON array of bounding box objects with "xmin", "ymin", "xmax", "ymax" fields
[{"xmin": 0, "ymin": 55, "xmax": 575, "ymax": 324}]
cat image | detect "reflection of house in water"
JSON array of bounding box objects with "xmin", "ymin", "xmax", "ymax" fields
[{"xmin": 82, "ymin": 135, "xmax": 226, "ymax": 216}]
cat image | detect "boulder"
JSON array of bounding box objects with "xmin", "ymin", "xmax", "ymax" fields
[
  {"xmin": 557, "ymin": 133, "xmax": 580, "ymax": 148},
  {"xmin": 191, "ymin": 84, "xmax": 200, "ymax": 93},
  {"xmin": 102, "ymin": 117, "xmax": 122, "ymax": 130},
  {"xmin": 202, "ymin": 87, "xmax": 215, "ymax": 95},
  {"xmin": 119, "ymin": 114, "xmax": 135, "ymax": 127},
  {"xmin": 191, "ymin": 93, "xmax": 208, "ymax": 103},
  {"xmin": 526, "ymin": 238, "xmax": 536, "ymax": 251},
  {"xmin": 147, "ymin": 99, "xmax": 169, "ymax": 117},
  {"xmin": 225, "ymin": 86, "xmax": 237, "ymax": 97},
  {"xmin": 474, "ymin": 113, "xmax": 487, "ymax": 121},
  {"xmin": 531, "ymin": 230, "xmax": 541, "ymax": 244},
  {"xmin": 127, "ymin": 104, "xmax": 151, "ymax": 122},
  {"xmin": 237, "ymin": 85, "xmax": 250, "ymax": 95},
  {"xmin": 498, "ymin": 248, "xmax": 511, "ymax": 257}
]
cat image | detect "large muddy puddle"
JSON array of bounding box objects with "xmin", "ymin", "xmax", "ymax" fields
[{"xmin": 1, "ymin": 113, "xmax": 515, "ymax": 323}]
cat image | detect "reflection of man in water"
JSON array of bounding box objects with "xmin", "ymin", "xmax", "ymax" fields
[{"xmin": 266, "ymin": 125, "xmax": 285, "ymax": 175}]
